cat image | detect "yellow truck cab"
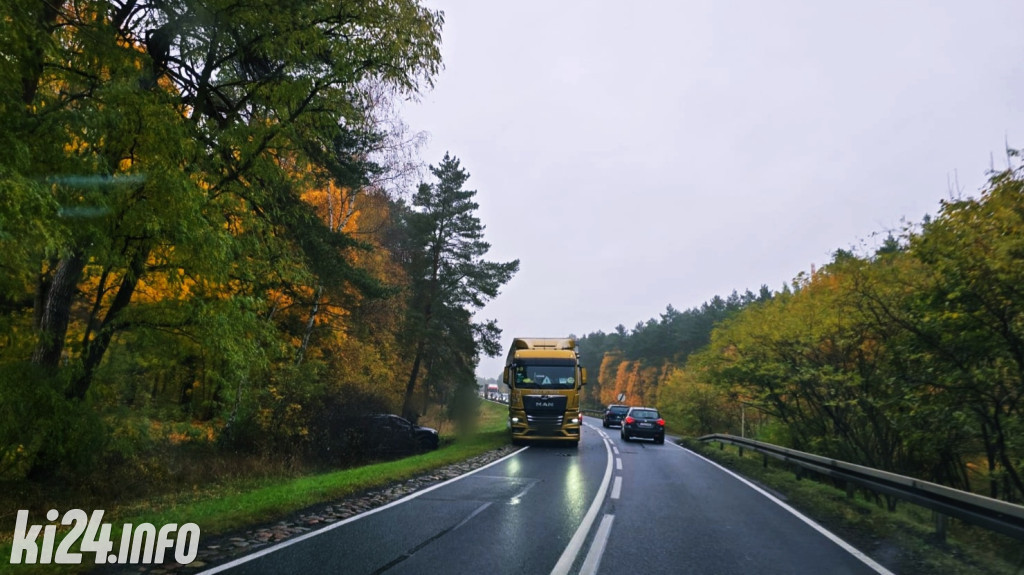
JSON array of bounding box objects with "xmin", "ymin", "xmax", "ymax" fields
[{"xmin": 503, "ymin": 337, "xmax": 587, "ymax": 446}]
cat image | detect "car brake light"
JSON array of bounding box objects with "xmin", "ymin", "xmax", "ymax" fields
[
  {"xmin": 657, "ymin": 418, "xmax": 665, "ymax": 426},
  {"xmin": 624, "ymin": 416, "xmax": 635, "ymax": 424}
]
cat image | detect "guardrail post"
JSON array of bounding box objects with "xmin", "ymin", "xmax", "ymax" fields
[
  {"xmin": 763, "ymin": 454, "xmax": 768, "ymax": 468},
  {"xmin": 719, "ymin": 441, "xmax": 724, "ymax": 451},
  {"xmin": 738, "ymin": 446, "xmax": 744, "ymax": 457},
  {"xmin": 934, "ymin": 512, "xmax": 947, "ymax": 542},
  {"xmin": 846, "ymin": 482, "xmax": 855, "ymax": 500},
  {"xmin": 795, "ymin": 465, "xmax": 804, "ymax": 481}
]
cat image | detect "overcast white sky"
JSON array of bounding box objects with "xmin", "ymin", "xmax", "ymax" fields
[{"xmin": 399, "ymin": 0, "xmax": 1024, "ymax": 379}]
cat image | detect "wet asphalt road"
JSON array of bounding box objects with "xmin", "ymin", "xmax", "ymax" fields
[{"xmin": 203, "ymin": 417, "xmax": 886, "ymax": 575}]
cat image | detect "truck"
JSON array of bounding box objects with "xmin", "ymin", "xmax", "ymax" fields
[{"xmin": 502, "ymin": 337, "xmax": 587, "ymax": 446}]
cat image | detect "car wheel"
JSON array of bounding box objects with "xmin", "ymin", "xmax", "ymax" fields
[
  {"xmin": 655, "ymin": 435, "xmax": 664, "ymax": 445},
  {"xmin": 621, "ymin": 431, "xmax": 629, "ymax": 442},
  {"xmin": 603, "ymin": 422, "xmax": 608, "ymax": 428}
]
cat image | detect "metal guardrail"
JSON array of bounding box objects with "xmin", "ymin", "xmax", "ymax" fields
[{"xmin": 698, "ymin": 433, "xmax": 1024, "ymax": 541}]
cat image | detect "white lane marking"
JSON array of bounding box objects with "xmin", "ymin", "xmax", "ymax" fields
[
  {"xmin": 612, "ymin": 446, "xmax": 619, "ymax": 456},
  {"xmin": 550, "ymin": 423, "xmax": 614, "ymax": 575},
  {"xmin": 579, "ymin": 514, "xmax": 615, "ymax": 575},
  {"xmin": 452, "ymin": 501, "xmax": 492, "ymax": 531},
  {"xmin": 670, "ymin": 442, "xmax": 895, "ymax": 575},
  {"xmin": 610, "ymin": 476, "xmax": 622, "ymax": 500},
  {"xmin": 370, "ymin": 501, "xmax": 495, "ymax": 573},
  {"xmin": 615, "ymin": 458, "xmax": 622, "ymax": 471},
  {"xmin": 198, "ymin": 446, "xmax": 530, "ymax": 574},
  {"xmin": 509, "ymin": 478, "xmax": 540, "ymax": 505}
]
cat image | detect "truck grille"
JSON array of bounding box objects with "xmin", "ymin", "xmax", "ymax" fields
[{"xmin": 526, "ymin": 414, "xmax": 564, "ymax": 427}]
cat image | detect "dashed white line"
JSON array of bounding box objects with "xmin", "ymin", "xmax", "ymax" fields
[
  {"xmin": 615, "ymin": 458, "xmax": 622, "ymax": 471},
  {"xmin": 550, "ymin": 423, "xmax": 614, "ymax": 575},
  {"xmin": 610, "ymin": 476, "xmax": 622, "ymax": 500}
]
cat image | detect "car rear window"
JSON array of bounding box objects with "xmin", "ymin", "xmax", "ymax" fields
[
  {"xmin": 631, "ymin": 409, "xmax": 659, "ymax": 419},
  {"xmin": 609, "ymin": 406, "xmax": 629, "ymax": 414}
]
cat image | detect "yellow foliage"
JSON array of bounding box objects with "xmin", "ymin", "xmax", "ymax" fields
[
  {"xmin": 301, "ymin": 180, "xmax": 362, "ymax": 233},
  {"xmin": 595, "ymin": 354, "xmax": 660, "ymax": 407}
]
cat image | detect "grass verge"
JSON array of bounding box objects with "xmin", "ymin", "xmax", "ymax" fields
[
  {"xmin": 0, "ymin": 401, "xmax": 510, "ymax": 574},
  {"xmin": 682, "ymin": 438, "xmax": 1024, "ymax": 575}
]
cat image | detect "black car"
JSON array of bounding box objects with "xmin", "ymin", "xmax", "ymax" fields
[
  {"xmin": 351, "ymin": 414, "xmax": 440, "ymax": 454},
  {"xmin": 620, "ymin": 407, "xmax": 665, "ymax": 444},
  {"xmin": 603, "ymin": 404, "xmax": 630, "ymax": 428}
]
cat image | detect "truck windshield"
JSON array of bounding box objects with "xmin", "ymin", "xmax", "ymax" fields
[{"xmin": 513, "ymin": 364, "xmax": 576, "ymax": 389}]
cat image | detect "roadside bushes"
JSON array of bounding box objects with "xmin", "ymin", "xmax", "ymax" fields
[
  {"xmin": 0, "ymin": 364, "xmax": 106, "ymax": 481},
  {"xmin": 658, "ymin": 367, "xmax": 736, "ymax": 437},
  {"xmin": 676, "ymin": 165, "xmax": 1024, "ymax": 502}
]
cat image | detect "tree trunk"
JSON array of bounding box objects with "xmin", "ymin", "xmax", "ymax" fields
[
  {"xmin": 421, "ymin": 354, "xmax": 435, "ymax": 417},
  {"xmin": 981, "ymin": 421, "xmax": 999, "ymax": 499},
  {"xmin": 33, "ymin": 259, "xmax": 56, "ymax": 331},
  {"xmin": 32, "ymin": 252, "xmax": 87, "ymax": 369},
  {"xmin": 20, "ymin": 0, "xmax": 60, "ymax": 105},
  {"xmin": 402, "ymin": 337, "xmax": 425, "ymax": 422},
  {"xmin": 295, "ymin": 285, "xmax": 323, "ymax": 365},
  {"xmin": 992, "ymin": 413, "xmax": 1024, "ymax": 501},
  {"xmin": 402, "ymin": 295, "xmax": 433, "ymax": 422},
  {"xmin": 68, "ymin": 247, "xmax": 148, "ymax": 400}
]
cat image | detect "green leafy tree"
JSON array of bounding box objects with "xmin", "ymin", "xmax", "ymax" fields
[
  {"xmin": 658, "ymin": 366, "xmax": 736, "ymax": 437},
  {"xmin": 886, "ymin": 165, "xmax": 1024, "ymax": 499},
  {"xmin": 695, "ymin": 256, "xmax": 919, "ymax": 476}
]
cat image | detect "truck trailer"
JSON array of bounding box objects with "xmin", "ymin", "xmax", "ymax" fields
[{"xmin": 503, "ymin": 337, "xmax": 587, "ymax": 446}]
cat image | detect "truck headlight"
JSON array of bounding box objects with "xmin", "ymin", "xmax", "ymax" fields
[
  {"xmin": 511, "ymin": 417, "xmax": 520, "ymax": 424},
  {"xmin": 570, "ymin": 417, "xmax": 580, "ymax": 424}
]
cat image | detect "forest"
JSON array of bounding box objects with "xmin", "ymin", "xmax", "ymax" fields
[
  {"xmin": 0, "ymin": 0, "xmax": 518, "ymax": 485},
  {"xmin": 580, "ymin": 162, "xmax": 1024, "ymax": 503}
]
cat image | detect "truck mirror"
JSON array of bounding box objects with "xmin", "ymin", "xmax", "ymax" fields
[
  {"xmin": 502, "ymin": 367, "xmax": 509, "ymax": 384},
  {"xmin": 580, "ymin": 367, "xmax": 588, "ymax": 385}
]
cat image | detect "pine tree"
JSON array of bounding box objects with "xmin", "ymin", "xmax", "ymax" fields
[{"xmin": 401, "ymin": 153, "xmax": 518, "ymax": 421}]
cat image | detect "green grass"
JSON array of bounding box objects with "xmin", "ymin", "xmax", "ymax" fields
[
  {"xmin": 683, "ymin": 439, "xmax": 1024, "ymax": 575},
  {"xmin": 132, "ymin": 428, "xmax": 510, "ymax": 535},
  {"xmin": 0, "ymin": 401, "xmax": 510, "ymax": 574}
]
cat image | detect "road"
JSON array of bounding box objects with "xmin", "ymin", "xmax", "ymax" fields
[{"xmin": 202, "ymin": 417, "xmax": 890, "ymax": 575}]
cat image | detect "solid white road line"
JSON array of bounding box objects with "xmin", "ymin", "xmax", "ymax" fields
[
  {"xmin": 550, "ymin": 422, "xmax": 615, "ymax": 575},
  {"xmin": 670, "ymin": 442, "xmax": 895, "ymax": 575},
  {"xmin": 579, "ymin": 514, "xmax": 615, "ymax": 575},
  {"xmin": 197, "ymin": 446, "xmax": 529, "ymax": 575}
]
